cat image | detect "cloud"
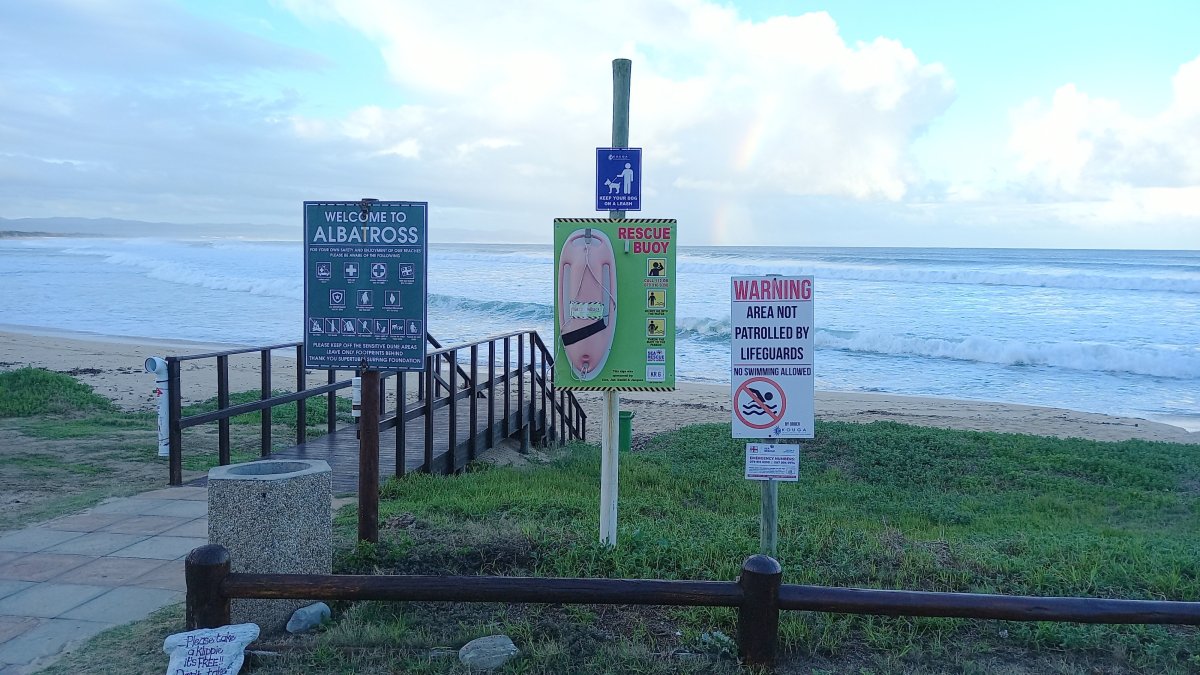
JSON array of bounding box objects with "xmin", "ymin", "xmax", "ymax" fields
[
  {"xmin": 272, "ymin": 1, "xmax": 954, "ymax": 242},
  {"xmin": 1007, "ymin": 55, "xmax": 1200, "ymax": 221},
  {"xmin": 0, "ymin": 0, "xmax": 324, "ymax": 80},
  {"xmin": 2, "ymin": 0, "xmax": 957, "ymax": 243}
]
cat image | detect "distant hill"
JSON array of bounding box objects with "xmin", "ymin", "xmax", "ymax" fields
[
  {"xmin": 0, "ymin": 216, "xmax": 520, "ymax": 244},
  {"xmin": 0, "ymin": 217, "xmax": 296, "ymax": 240}
]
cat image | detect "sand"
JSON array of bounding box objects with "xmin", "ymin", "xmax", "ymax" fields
[{"xmin": 1, "ymin": 327, "xmax": 1196, "ymax": 445}]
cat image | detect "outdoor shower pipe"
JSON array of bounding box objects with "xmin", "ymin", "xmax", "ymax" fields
[{"xmin": 145, "ymin": 356, "xmax": 170, "ymax": 457}]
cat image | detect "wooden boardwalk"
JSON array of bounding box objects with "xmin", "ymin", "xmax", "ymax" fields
[
  {"xmin": 169, "ymin": 330, "xmax": 586, "ymax": 490},
  {"xmin": 265, "ymin": 398, "xmax": 536, "ymax": 494}
]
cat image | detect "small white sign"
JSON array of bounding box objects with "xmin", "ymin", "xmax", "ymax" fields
[
  {"xmin": 744, "ymin": 443, "xmax": 799, "ymax": 481},
  {"xmin": 163, "ymin": 623, "xmax": 260, "ymax": 675}
]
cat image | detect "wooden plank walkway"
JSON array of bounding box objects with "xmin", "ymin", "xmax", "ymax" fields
[{"xmin": 266, "ymin": 397, "xmax": 535, "ymax": 494}]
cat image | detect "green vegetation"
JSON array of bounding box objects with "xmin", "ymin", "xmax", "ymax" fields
[
  {"xmin": 0, "ymin": 368, "xmax": 353, "ymax": 529},
  {"xmin": 0, "ymin": 367, "xmax": 118, "ymax": 417},
  {"xmin": 300, "ymin": 422, "xmax": 1200, "ymax": 673},
  {"xmin": 8, "ymin": 369, "xmax": 1200, "ymax": 671}
]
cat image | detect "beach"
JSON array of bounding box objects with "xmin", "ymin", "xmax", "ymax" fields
[{"xmin": 2, "ymin": 328, "xmax": 1195, "ymax": 445}]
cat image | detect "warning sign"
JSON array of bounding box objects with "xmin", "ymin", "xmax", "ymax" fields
[{"xmin": 730, "ymin": 276, "xmax": 814, "ymax": 438}]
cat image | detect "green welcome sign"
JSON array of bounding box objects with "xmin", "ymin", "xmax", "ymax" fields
[
  {"xmin": 552, "ymin": 218, "xmax": 677, "ymax": 390},
  {"xmin": 303, "ymin": 201, "xmax": 428, "ymax": 371}
]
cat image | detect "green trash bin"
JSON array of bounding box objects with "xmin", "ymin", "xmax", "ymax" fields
[{"xmin": 619, "ymin": 410, "xmax": 635, "ymax": 452}]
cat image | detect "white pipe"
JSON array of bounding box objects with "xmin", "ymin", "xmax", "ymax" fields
[{"xmin": 144, "ymin": 357, "xmax": 170, "ymax": 457}]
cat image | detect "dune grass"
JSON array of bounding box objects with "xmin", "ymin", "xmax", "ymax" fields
[
  {"xmin": 0, "ymin": 369, "xmax": 352, "ymax": 528},
  {"xmin": 6, "ymin": 368, "xmax": 1200, "ymax": 671},
  {"xmin": 0, "ymin": 366, "xmax": 118, "ymax": 417},
  {"xmin": 293, "ymin": 421, "xmax": 1200, "ymax": 673}
]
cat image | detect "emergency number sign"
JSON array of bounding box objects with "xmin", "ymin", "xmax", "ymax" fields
[{"xmin": 730, "ymin": 276, "xmax": 814, "ymax": 438}]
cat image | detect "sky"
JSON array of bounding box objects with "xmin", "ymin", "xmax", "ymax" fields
[{"xmin": 2, "ymin": 0, "xmax": 1198, "ymax": 248}]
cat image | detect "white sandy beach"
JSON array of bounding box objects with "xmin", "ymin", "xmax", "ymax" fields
[{"xmin": 0, "ymin": 328, "xmax": 1196, "ymax": 445}]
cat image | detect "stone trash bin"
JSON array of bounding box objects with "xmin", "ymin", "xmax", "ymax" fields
[{"xmin": 208, "ymin": 459, "xmax": 332, "ymax": 633}]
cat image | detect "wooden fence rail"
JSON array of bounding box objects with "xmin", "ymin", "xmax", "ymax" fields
[
  {"xmin": 185, "ymin": 545, "xmax": 1200, "ymax": 668},
  {"xmin": 164, "ymin": 330, "xmax": 585, "ymax": 485}
]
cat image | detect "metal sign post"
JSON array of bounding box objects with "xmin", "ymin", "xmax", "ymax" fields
[{"xmin": 304, "ymin": 199, "xmax": 429, "ymax": 543}]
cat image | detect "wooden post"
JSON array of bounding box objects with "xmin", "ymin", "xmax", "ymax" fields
[
  {"xmin": 518, "ymin": 333, "xmax": 528, "ymax": 451},
  {"xmin": 423, "ymin": 359, "xmax": 435, "ymax": 472},
  {"xmin": 737, "ymin": 554, "xmax": 782, "ymax": 669},
  {"xmin": 487, "ymin": 340, "xmax": 496, "ymax": 446},
  {"xmin": 760, "ymin": 479, "xmax": 778, "ymax": 557},
  {"xmin": 296, "ymin": 344, "xmax": 307, "ymax": 445},
  {"xmin": 470, "ymin": 344, "xmax": 479, "ymax": 461},
  {"xmin": 448, "ymin": 350, "xmax": 459, "ymax": 472},
  {"xmin": 326, "ymin": 369, "xmax": 337, "ymax": 434},
  {"xmin": 167, "ymin": 358, "xmax": 183, "ymax": 486},
  {"xmin": 216, "ymin": 355, "xmax": 230, "ymax": 466},
  {"xmin": 599, "ymin": 57, "xmax": 632, "ymax": 547},
  {"xmin": 185, "ymin": 544, "xmax": 231, "ymax": 630},
  {"xmin": 396, "ymin": 373, "xmax": 406, "ymax": 478},
  {"xmin": 359, "ymin": 368, "xmax": 380, "ymax": 543},
  {"xmin": 503, "ymin": 336, "xmax": 512, "ymax": 438},
  {"xmin": 260, "ymin": 349, "xmax": 272, "ymax": 457}
]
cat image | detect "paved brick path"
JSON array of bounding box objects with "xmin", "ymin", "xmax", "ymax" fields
[{"xmin": 0, "ymin": 487, "xmax": 207, "ymax": 674}]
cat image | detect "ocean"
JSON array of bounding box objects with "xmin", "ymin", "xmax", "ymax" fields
[{"xmin": 1, "ymin": 237, "xmax": 1197, "ymax": 430}]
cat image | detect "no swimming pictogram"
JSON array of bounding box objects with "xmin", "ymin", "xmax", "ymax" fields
[{"xmin": 734, "ymin": 377, "xmax": 787, "ymax": 430}]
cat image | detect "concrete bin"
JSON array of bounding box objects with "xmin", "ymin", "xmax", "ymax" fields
[{"xmin": 208, "ymin": 459, "xmax": 332, "ymax": 633}]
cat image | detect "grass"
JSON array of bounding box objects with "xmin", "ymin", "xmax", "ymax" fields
[
  {"xmin": 0, "ymin": 368, "xmax": 352, "ymax": 530},
  {"xmin": 305, "ymin": 421, "xmax": 1200, "ymax": 673},
  {"xmin": 0, "ymin": 367, "xmax": 118, "ymax": 417},
  {"xmin": 8, "ymin": 368, "xmax": 1200, "ymax": 671}
]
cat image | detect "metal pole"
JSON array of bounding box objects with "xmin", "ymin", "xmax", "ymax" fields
[{"xmin": 599, "ymin": 57, "xmax": 631, "ymax": 547}]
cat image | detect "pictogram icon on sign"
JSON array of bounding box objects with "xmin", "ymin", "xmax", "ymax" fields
[
  {"xmin": 370, "ymin": 262, "xmax": 387, "ymax": 280},
  {"xmin": 734, "ymin": 377, "xmax": 787, "ymax": 430}
]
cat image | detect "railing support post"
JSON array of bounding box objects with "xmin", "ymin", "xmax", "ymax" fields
[
  {"xmin": 167, "ymin": 358, "xmax": 183, "ymax": 486},
  {"xmin": 186, "ymin": 544, "xmax": 231, "ymax": 630},
  {"xmin": 260, "ymin": 350, "xmax": 272, "ymax": 457},
  {"xmin": 737, "ymin": 554, "xmax": 782, "ymax": 669}
]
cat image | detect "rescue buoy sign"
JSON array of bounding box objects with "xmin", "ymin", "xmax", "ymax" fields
[
  {"xmin": 552, "ymin": 218, "xmax": 677, "ymax": 391},
  {"xmin": 730, "ymin": 276, "xmax": 814, "ymax": 438}
]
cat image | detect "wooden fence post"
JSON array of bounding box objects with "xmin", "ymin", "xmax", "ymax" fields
[
  {"xmin": 186, "ymin": 544, "xmax": 231, "ymax": 630},
  {"xmin": 737, "ymin": 554, "xmax": 782, "ymax": 668}
]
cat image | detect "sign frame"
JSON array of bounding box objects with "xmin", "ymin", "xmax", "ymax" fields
[
  {"xmin": 744, "ymin": 442, "xmax": 800, "ymax": 481},
  {"xmin": 303, "ymin": 200, "xmax": 428, "ymax": 371},
  {"xmin": 595, "ymin": 147, "xmax": 642, "ymax": 212},
  {"xmin": 730, "ymin": 275, "xmax": 815, "ymax": 438},
  {"xmin": 553, "ymin": 217, "xmax": 675, "ymax": 391}
]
